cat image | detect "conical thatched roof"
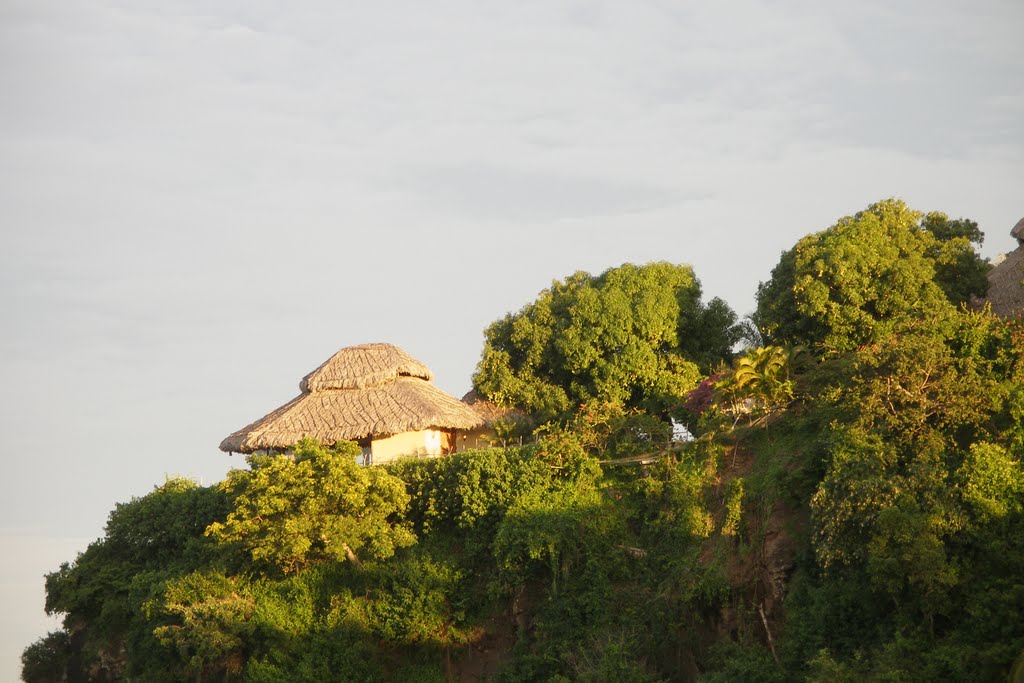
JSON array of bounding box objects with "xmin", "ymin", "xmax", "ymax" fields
[
  {"xmin": 984, "ymin": 220, "xmax": 1024, "ymax": 318},
  {"xmin": 300, "ymin": 343, "xmax": 433, "ymax": 391},
  {"xmin": 220, "ymin": 343, "xmax": 484, "ymax": 454}
]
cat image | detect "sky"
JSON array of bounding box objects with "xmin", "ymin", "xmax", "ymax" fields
[{"xmin": 1, "ymin": 0, "xmax": 1022, "ymax": 677}]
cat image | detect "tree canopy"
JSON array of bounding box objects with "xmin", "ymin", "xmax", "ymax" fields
[
  {"xmin": 473, "ymin": 261, "xmax": 741, "ymax": 422},
  {"xmin": 753, "ymin": 199, "xmax": 990, "ymax": 354},
  {"xmin": 206, "ymin": 439, "xmax": 415, "ymax": 574}
]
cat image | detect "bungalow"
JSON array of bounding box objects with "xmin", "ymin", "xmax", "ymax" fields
[{"xmin": 219, "ymin": 343, "xmax": 485, "ymax": 465}]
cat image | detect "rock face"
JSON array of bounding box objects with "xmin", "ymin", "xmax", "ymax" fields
[
  {"xmin": 717, "ymin": 499, "xmax": 803, "ymax": 663},
  {"xmin": 1012, "ymin": 217, "xmax": 1024, "ymax": 244}
]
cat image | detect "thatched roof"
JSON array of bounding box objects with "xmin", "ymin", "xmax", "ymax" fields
[
  {"xmin": 461, "ymin": 389, "xmax": 527, "ymax": 426},
  {"xmin": 220, "ymin": 343, "xmax": 484, "ymax": 454},
  {"xmin": 986, "ymin": 245, "xmax": 1024, "ymax": 318},
  {"xmin": 300, "ymin": 343, "xmax": 433, "ymax": 391},
  {"xmin": 984, "ymin": 219, "xmax": 1024, "ymax": 318}
]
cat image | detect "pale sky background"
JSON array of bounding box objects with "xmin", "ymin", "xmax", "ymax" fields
[{"xmin": 1, "ymin": 0, "xmax": 1022, "ymax": 678}]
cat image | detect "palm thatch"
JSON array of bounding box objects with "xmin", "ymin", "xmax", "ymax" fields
[
  {"xmin": 300, "ymin": 343, "xmax": 433, "ymax": 391},
  {"xmin": 984, "ymin": 219, "xmax": 1024, "ymax": 318},
  {"xmin": 220, "ymin": 343, "xmax": 483, "ymax": 454}
]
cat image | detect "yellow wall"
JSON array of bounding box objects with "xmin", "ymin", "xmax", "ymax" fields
[
  {"xmin": 364, "ymin": 427, "xmax": 503, "ymax": 464},
  {"xmin": 370, "ymin": 429, "xmax": 443, "ymax": 464}
]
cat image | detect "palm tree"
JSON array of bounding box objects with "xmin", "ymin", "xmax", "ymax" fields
[{"xmin": 721, "ymin": 346, "xmax": 801, "ymax": 419}]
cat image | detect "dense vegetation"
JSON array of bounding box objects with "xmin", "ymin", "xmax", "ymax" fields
[
  {"xmin": 752, "ymin": 199, "xmax": 990, "ymax": 353},
  {"xmin": 473, "ymin": 261, "xmax": 743, "ymax": 423},
  {"xmin": 25, "ymin": 200, "xmax": 1024, "ymax": 682}
]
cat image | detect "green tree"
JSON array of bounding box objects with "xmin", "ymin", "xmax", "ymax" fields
[
  {"xmin": 21, "ymin": 631, "xmax": 69, "ymax": 683},
  {"xmin": 754, "ymin": 199, "xmax": 987, "ymax": 354},
  {"xmin": 473, "ymin": 261, "xmax": 740, "ymax": 422},
  {"xmin": 922, "ymin": 211, "xmax": 990, "ymax": 306},
  {"xmin": 810, "ymin": 311, "xmax": 1018, "ymax": 574},
  {"xmin": 103, "ymin": 476, "xmax": 232, "ymax": 566},
  {"xmin": 206, "ymin": 439, "xmax": 415, "ymax": 574},
  {"xmin": 957, "ymin": 442, "xmax": 1024, "ymax": 522},
  {"xmin": 712, "ymin": 345, "xmax": 802, "ymax": 423},
  {"xmin": 802, "ymin": 309, "xmax": 1024, "ymax": 675},
  {"xmin": 45, "ymin": 478, "xmax": 229, "ymax": 623},
  {"xmin": 38, "ymin": 478, "xmax": 231, "ymax": 681},
  {"xmin": 149, "ymin": 570, "xmax": 255, "ymax": 681}
]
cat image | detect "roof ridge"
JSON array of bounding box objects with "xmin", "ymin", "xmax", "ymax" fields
[{"xmin": 300, "ymin": 343, "xmax": 434, "ymax": 392}]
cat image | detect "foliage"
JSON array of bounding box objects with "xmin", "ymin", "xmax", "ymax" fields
[
  {"xmin": 713, "ymin": 345, "xmax": 802, "ymax": 421},
  {"xmin": 104, "ymin": 476, "xmax": 232, "ymax": 567},
  {"xmin": 149, "ymin": 570, "xmax": 254, "ymax": 680},
  {"xmin": 21, "ymin": 631, "xmax": 69, "ymax": 683},
  {"xmin": 721, "ymin": 478, "xmax": 745, "ymax": 536},
  {"xmin": 680, "ymin": 345, "xmax": 807, "ymax": 443},
  {"xmin": 359, "ymin": 550, "xmax": 470, "ymax": 645},
  {"xmin": 545, "ymin": 400, "xmax": 673, "ymax": 460},
  {"xmin": 700, "ymin": 641, "xmax": 785, "ymax": 683},
  {"xmin": 683, "ymin": 372, "xmax": 724, "ymax": 418},
  {"xmin": 793, "ymin": 306, "xmax": 1024, "ymax": 680},
  {"xmin": 39, "ymin": 477, "xmax": 230, "ymax": 681},
  {"xmin": 921, "ymin": 211, "xmax": 991, "ymax": 306},
  {"xmin": 386, "ymin": 446, "xmax": 552, "ymax": 570},
  {"xmin": 45, "ymin": 477, "xmax": 228, "ymax": 621},
  {"xmin": 957, "ymin": 442, "xmax": 1024, "ymax": 521},
  {"xmin": 473, "ymin": 261, "xmax": 740, "ymax": 422},
  {"xmin": 207, "ymin": 439, "xmax": 415, "ymax": 574},
  {"xmin": 754, "ymin": 199, "xmax": 987, "ymax": 354},
  {"xmin": 231, "ymin": 566, "xmax": 388, "ymax": 681},
  {"xmin": 493, "ymin": 478, "xmax": 606, "ymax": 593},
  {"xmin": 630, "ymin": 443, "xmax": 720, "ymax": 548}
]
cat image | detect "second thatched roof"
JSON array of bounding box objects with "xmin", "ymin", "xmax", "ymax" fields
[
  {"xmin": 984, "ymin": 218, "xmax": 1024, "ymax": 318},
  {"xmin": 461, "ymin": 389, "xmax": 527, "ymax": 426},
  {"xmin": 220, "ymin": 343, "xmax": 484, "ymax": 454}
]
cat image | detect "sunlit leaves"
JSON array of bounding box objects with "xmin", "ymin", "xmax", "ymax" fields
[
  {"xmin": 754, "ymin": 199, "xmax": 980, "ymax": 354},
  {"xmin": 474, "ymin": 262, "xmax": 738, "ymax": 422},
  {"xmin": 206, "ymin": 439, "xmax": 415, "ymax": 574},
  {"xmin": 957, "ymin": 442, "xmax": 1024, "ymax": 522}
]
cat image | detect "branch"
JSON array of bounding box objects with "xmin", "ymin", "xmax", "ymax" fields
[
  {"xmin": 758, "ymin": 603, "xmax": 779, "ymax": 663},
  {"xmin": 342, "ymin": 543, "xmax": 362, "ymax": 568}
]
